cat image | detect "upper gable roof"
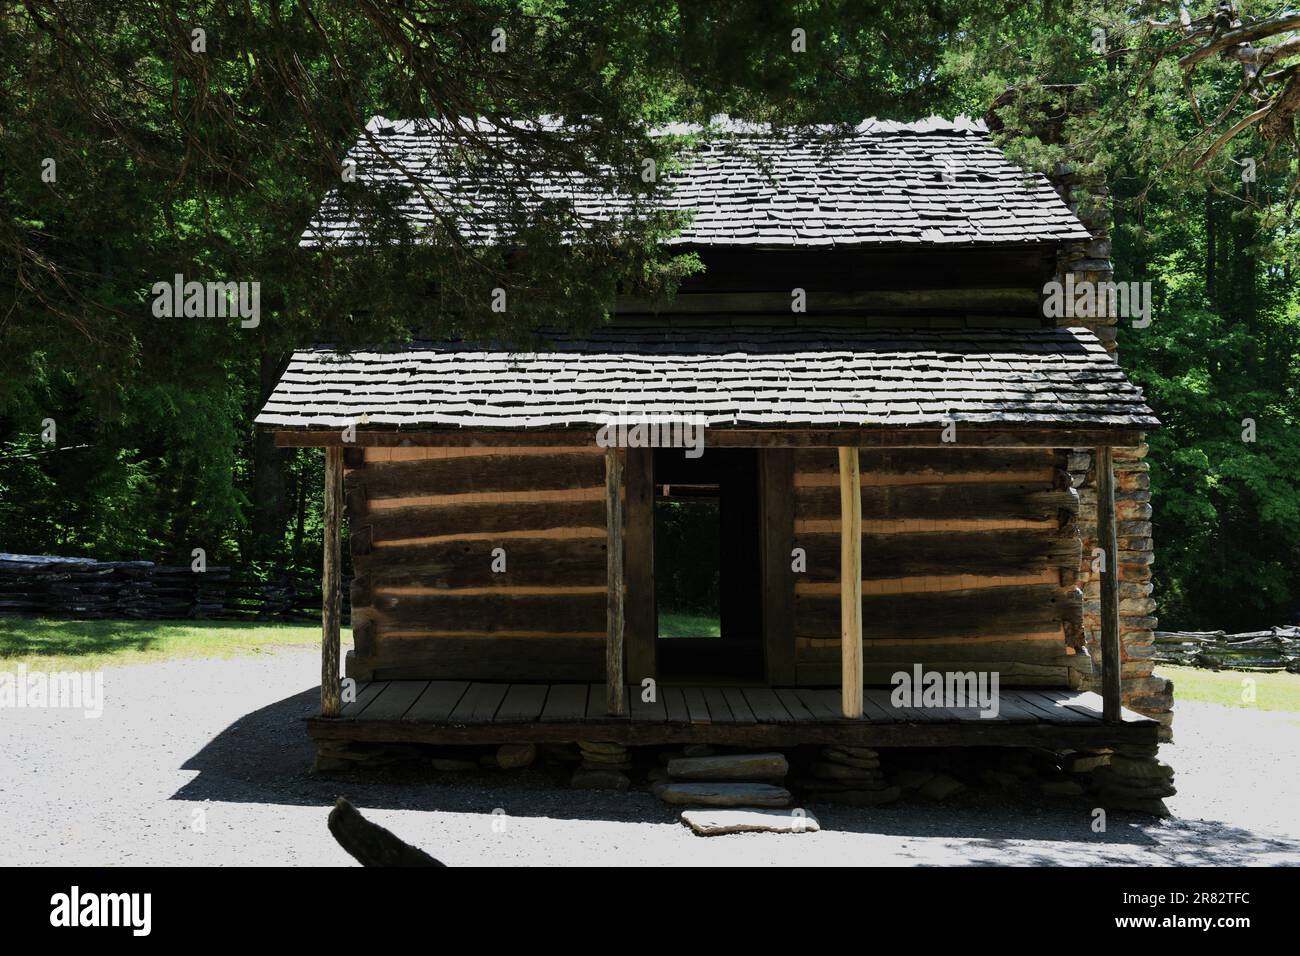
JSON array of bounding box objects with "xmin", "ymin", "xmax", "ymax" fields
[{"xmin": 303, "ymin": 115, "xmax": 1091, "ymax": 250}]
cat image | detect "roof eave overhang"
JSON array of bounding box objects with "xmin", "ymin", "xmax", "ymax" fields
[{"xmin": 267, "ymin": 423, "xmax": 1153, "ymax": 450}]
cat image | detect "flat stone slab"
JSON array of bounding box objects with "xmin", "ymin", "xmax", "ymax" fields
[
  {"xmin": 918, "ymin": 773, "xmax": 965, "ymax": 801},
  {"xmin": 577, "ymin": 741, "xmax": 626, "ymax": 755},
  {"xmin": 496, "ymin": 743, "xmax": 536, "ymax": 769},
  {"xmin": 1062, "ymin": 752, "xmax": 1109, "ymax": 774},
  {"xmin": 822, "ymin": 749, "xmax": 881, "ymax": 770},
  {"xmin": 1107, "ymin": 755, "xmax": 1174, "ymax": 781},
  {"xmin": 667, "ymin": 753, "xmax": 789, "ymax": 782},
  {"xmin": 656, "ymin": 782, "xmax": 791, "ymax": 807},
  {"xmin": 681, "ymin": 808, "xmax": 820, "ymax": 836},
  {"xmin": 810, "ymin": 761, "xmax": 883, "ymax": 781}
]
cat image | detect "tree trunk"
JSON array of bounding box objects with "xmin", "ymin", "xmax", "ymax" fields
[
  {"xmin": 292, "ymin": 454, "xmax": 306, "ymax": 563},
  {"xmin": 1205, "ymin": 189, "xmax": 1215, "ymax": 300}
]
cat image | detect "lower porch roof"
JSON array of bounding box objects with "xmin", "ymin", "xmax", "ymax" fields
[{"xmin": 256, "ymin": 325, "xmax": 1158, "ymax": 443}]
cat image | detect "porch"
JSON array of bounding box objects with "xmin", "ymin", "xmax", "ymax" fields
[
  {"xmin": 261, "ymin": 325, "xmax": 1161, "ymax": 739},
  {"xmin": 306, "ymin": 680, "xmax": 1160, "ymax": 750}
]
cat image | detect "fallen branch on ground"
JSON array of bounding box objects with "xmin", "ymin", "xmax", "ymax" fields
[{"xmin": 326, "ymin": 797, "xmax": 445, "ymax": 867}]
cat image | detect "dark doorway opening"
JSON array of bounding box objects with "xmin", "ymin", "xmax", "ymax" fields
[{"xmin": 653, "ymin": 448, "xmax": 763, "ymax": 682}]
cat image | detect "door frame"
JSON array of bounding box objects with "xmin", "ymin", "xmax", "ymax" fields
[{"xmin": 623, "ymin": 446, "xmax": 796, "ymax": 686}]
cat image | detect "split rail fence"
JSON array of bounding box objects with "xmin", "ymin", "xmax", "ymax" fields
[
  {"xmin": 0, "ymin": 553, "xmax": 344, "ymax": 621},
  {"xmin": 1154, "ymin": 627, "xmax": 1300, "ymax": 672}
]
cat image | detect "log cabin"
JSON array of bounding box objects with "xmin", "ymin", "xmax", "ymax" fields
[{"xmin": 258, "ymin": 116, "xmax": 1170, "ymax": 772}]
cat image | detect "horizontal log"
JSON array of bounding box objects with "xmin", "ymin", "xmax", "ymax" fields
[
  {"xmin": 359, "ymin": 637, "xmax": 603, "ymax": 681},
  {"xmin": 790, "ymin": 447, "xmax": 1055, "ymax": 481},
  {"xmin": 677, "ymin": 247, "xmax": 1052, "ymax": 290},
  {"xmin": 354, "ymin": 451, "xmax": 604, "ymax": 499},
  {"xmin": 796, "ymin": 661, "xmax": 1073, "ymax": 687},
  {"xmin": 365, "ymin": 445, "xmax": 599, "ymax": 463},
  {"xmin": 799, "ymin": 530, "xmax": 1080, "ymax": 581},
  {"xmin": 795, "ymin": 584, "xmax": 1082, "ymax": 641},
  {"xmin": 795, "ymin": 483, "xmax": 1076, "ymax": 522},
  {"xmin": 616, "ymin": 287, "xmax": 1041, "ymax": 315},
  {"xmin": 373, "ymin": 592, "xmax": 605, "ymax": 633},
  {"xmin": 795, "ymin": 634, "xmax": 1071, "ymax": 664},
  {"xmin": 376, "ymin": 585, "xmax": 604, "ymax": 597},
  {"xmin": 365, "ymin": 488, "xmax": 603, "ymax": 512},
  {"xmin": 375, "ymin": 628, "xmax": 605, "ymax": 639},
  {"xmin": 353, "ymin": 537, "xmax": 608, "ymax": 590},
  {"xmin": 365, "ymin": 499, "xmax": 606, "ymax": 544},
  {"xmin": 794, "ymin": 447, "xmax": 1057, "ymax": 478},
  {"xmin": 611, "ymin": 314, "xmax": 1049, "ymax": 331}
]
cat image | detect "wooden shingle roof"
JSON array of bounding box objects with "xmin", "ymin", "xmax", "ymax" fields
[
  {"xmin": 257, "ymin": 326, "xmax": 1158, "ymax": 433},
  {"xmin": 303, "ymin": 116, "xmax": 1091, "ymax": 249}
]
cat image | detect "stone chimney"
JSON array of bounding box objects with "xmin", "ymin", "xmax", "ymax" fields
[{"xmin": 989, "ymin": 87, "xmax": 1172, "ymax": 738}]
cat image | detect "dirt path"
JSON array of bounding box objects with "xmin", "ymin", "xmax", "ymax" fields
[{"xmin": 1, "ymin": 650, "xmax": 1296, "ymax": 866}]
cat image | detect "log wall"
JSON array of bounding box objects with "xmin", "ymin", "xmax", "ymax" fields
[
  {"xmin": 336, "ymin": 242, "xmax": 1128, "ymax": 693},
  {"xmin": 789, "ymin": 447, "xmax": 1086, "ymax": 687},
  {"xmin": 342, "ymin": 442, "xmax": 1093, "ymax": 689},
  {"xmin": 613, "ymin": 247, "xmax": 1055, "ymax": 329},
  {"xmin": 345, "ymin": 445, "xmax": 609, "ymax": 681}
]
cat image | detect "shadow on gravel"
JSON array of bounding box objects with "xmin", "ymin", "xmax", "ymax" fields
[
  {"xmin": 804, "ymin": 801, "xmax": 1299, "ymax": 865},
  {"xmin": 172, "ymin": 687, "xmax": 679, "ymax": 824},
  {"xmin": 170, "ymin": 688, "xmax": 1296, "ymax": 864}
]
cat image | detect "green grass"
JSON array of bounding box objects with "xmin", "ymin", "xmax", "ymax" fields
[
  {"xmin": 1156, "ymin": 664, "xmax": 1300, "ymax": 712},
  {"xmin": 0, "ymin": 618, "xmax": 347, "ymax": 672},
  {"xmin": 657, "ymin": 610, "xmax": 721, "ymax": 638}
]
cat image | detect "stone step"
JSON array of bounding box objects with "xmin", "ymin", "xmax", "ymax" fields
[
  {"xmin": 655, "ymin": 782, "xmax": 792, "ymax": 808},
  {"xmin": 822, "ymin": 748, "xmax": 881, "ymax": 770},
  {"xmin": 809, "ymin": 761, "xmax": 883, "ymax": 782},
  {"xmin": 577, "ymin": 741, "xmax": 626, "ymax": 756},
  {"xmin": 666, "ymin": 752, "xmax": 789, "ymax": 782},
  {"xmin": 680, "ymin": 808, "xmax": 819, "ymax": 836}
]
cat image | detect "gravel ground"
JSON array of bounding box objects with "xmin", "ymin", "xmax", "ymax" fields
[{"xmin": 2, "ymin": 649, "xmax": 1297, "ymax": 866}]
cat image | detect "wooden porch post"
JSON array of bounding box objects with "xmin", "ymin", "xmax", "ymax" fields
[
  {"xmin": 623, "ymin": 447, "xmax": 656, "ymax": 684},
  {"xmin": 605, "ymin": 446, "xmax": 627, "ymax": 716},
  {"xmin": 321, "ymin": 445, "xmax": 344, "ymax": 717},
  {"xmin": 1096, "ymin": 445, "xmax": 1122, "ymax": 723},
  {"xmin": 839, "ymin": 447, "xmax": 863, "ymax": 718}
]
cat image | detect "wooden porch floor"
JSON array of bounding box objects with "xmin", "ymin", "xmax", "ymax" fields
[{"xmin": 307, "ymin": 681, "xmax": 1160, "ymax": 750}]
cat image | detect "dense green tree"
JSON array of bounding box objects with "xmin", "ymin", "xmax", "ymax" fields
[
  {"xmin": 0, "ymin": 0, "xmax": 984, "ymax": 570},
  {"xmin": 2, "ymin": 0, "xmax": 1297, "ymax": 630},
  {"xmin": 947, "ymin": 0, "xmax": 1300, "ymax": 628}
]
